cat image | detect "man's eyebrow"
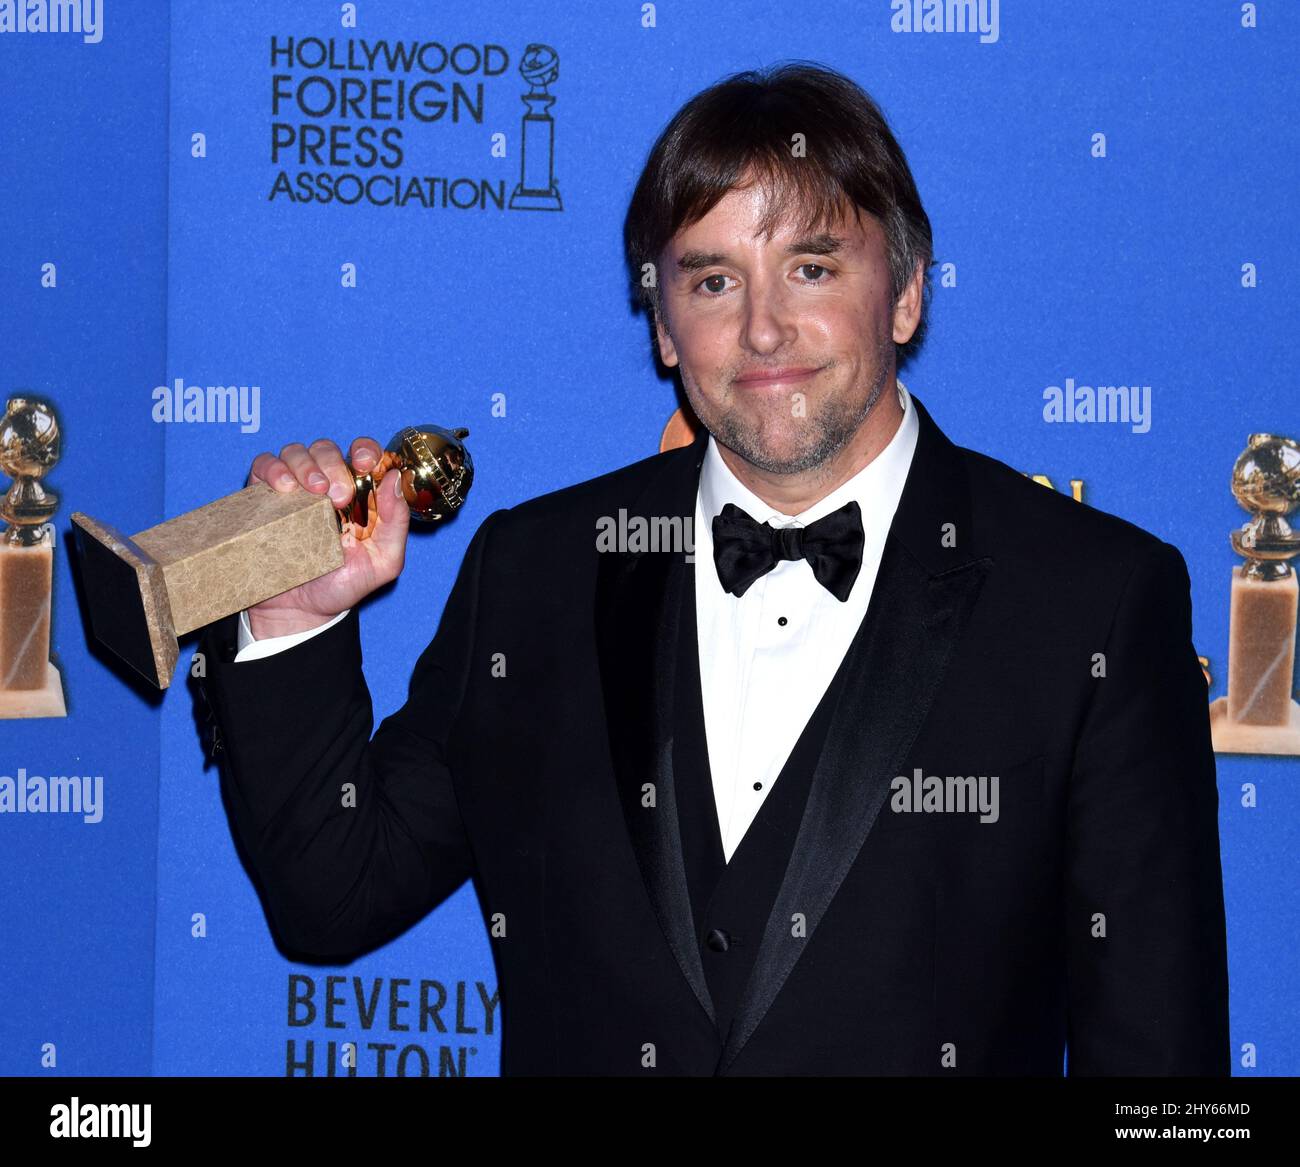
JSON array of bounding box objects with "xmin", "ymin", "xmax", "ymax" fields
[
  {"xmin": 673, "ymin": 233, "xmax": 848, "ymax": 275},
  {"xmin": 784, "ymin": 232, "xmax": 847, "ymax": 257},
  {"xmin": 675, "ymin": 250, "xmax": 727, "ymax": 274}
]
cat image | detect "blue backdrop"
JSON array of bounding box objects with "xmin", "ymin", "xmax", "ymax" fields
[{"xmin": 2, "ymin": 0, "xmax": 1296, "ymax": 1076}]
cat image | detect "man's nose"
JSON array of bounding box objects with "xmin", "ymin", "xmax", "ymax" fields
[{"xmin": 740, "ymin": 280, "xmax": 798, "ymax": 353}]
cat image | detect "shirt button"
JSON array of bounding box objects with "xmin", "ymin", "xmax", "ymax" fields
[
  {"xmin": 753, "ymin": 781, "xmax": 763, "ymax": 791},
  {"xmin": 777, "ymin": 616, "xmax": 788, "ymax": 626}
]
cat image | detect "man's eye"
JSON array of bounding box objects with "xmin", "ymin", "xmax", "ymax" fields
[
  {"xmin": 698, "ymin": 274, "xmax": 729, "ymax": 295},
  {"xmin": 800, "ymin": 263, "xmax": 832, "ymax": 281}
]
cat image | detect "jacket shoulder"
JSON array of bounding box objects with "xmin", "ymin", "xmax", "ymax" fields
[
  {"xmin": 485, "ymin": 441, "xmax": 695, "ymax": 538},
  {"xmin": 956, "ymin": 443, "xmax": 1175, "ymax": 569}
]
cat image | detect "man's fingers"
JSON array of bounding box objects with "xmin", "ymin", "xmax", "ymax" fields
[
  {"xmin": 250, "ymin": 438, "xmax": 377, "ymax": 500},
  {"xmin": 248, "ymin": 451, "xmax": 298, "ymax": 490},
  {"xmin": 349, "ymin": 436, "xmax": 383, "ymax": 471},
  {"xmin": 278, "ymin": 442, "xmax": 330, "ymax": 495},
  {"xmin": 309, "ymin": 439, "xmax": 354, "ymax": 506}
]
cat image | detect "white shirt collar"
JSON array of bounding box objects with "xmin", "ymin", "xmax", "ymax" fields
[{"xmin": 698, "ymin": 378, "xmax": 919, "ymax": 530}]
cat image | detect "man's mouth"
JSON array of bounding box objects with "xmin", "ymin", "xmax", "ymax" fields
[{"xmin": 733, "ymin": 365, "xmax": 823, "ymax": 388}]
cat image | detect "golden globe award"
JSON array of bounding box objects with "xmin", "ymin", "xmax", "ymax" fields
[
  {"xmin": 1208, "ymin": 432, "xmax": 1300, "ymax": 755},
  {"xmin": 0, "ymin": 397, "xmax": 67, "ymax": 719},
  {"xmin": 70, "ymin": 425, "xmax": 472, "ymax": 690}
]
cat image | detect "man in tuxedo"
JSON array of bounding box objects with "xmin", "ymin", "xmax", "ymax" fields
[{"xmin": 198, "ymin": 63, "xmax": 1230, "ymax": 1076}]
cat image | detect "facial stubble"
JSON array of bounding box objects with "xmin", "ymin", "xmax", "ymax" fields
[{"xmin": 687, "ymin": 330, "xmax": 895, "ymax": 476}]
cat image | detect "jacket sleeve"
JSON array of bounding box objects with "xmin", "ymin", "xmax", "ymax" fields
[
  {"xmin": 1064, "ymin": 538, "xmax": 1231, "ymax": 1075},
  {"xmin": 197, "ymin": 507, "xmax": 505, "ymax": 960}
]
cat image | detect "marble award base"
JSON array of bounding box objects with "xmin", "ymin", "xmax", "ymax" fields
[
  {"xmin": 71, "ymin": 483, "xmax": 344, "ymax": 690},
  {"xmin": 0, "ymin": 537, "xmax": 67, "ymax": 719},
  {"xmin": 0, "ymin": 661, "xmax": 65, "ymax": 719},
  {"xmin": 1209, "ymin": 565, "xmax": 1300, "ymax": 755}
]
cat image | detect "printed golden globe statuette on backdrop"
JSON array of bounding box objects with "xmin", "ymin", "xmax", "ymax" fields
[
  {"xmin": 0, "ymin": 397, "xmax": 67, "ymax": 719},
  {"xmin": 507, "ymin": 43, "xmax": 562, "ymax": 212},
  {"xmin": 1209, "ymin": 433, "xmax": 1300, "ymax": 755},
  {"xmin": 70, "ymin": 425, "xmax": 472, "ymax": 690}
]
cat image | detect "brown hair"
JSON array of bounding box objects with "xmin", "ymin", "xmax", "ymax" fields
[{"xmin": 623, "ymin": 61, "xmax": 933, "ymax": 364}]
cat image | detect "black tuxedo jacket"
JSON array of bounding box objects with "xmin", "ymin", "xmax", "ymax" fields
[{"xmin": 198, "ymin": 391, "xmax": 1230, "ymax": 1076}]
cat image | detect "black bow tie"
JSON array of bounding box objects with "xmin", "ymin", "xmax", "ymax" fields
[{"xmin": 711, "ymin": 500, "xmax": 865, "ymax": 602}]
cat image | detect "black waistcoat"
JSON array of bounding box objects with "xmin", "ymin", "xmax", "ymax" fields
[{"xmin": 672, "ymin": 563, "xmax": 859, "ymax": 1046}]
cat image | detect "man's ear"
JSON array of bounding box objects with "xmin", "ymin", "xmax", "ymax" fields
[
  {"xmin": 891, "ymin": 260, "xmax": 925, "ymax": 345},
  {"xmin": 654, "ymin": 308, "xmax": 680, "ymax": 368}
]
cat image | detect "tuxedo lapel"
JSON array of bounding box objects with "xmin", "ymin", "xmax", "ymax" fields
[
  {"xmin": 594, "ymin": 430, "xmax": 716, "ymax": 1028},
  {"xmin": 718, "ymin": 391, "xmax": 994, "ymax": 1072}
]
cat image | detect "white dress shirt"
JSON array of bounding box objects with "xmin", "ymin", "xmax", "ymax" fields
[
  {"xmin": 235, "ymin": 605, "xmax": 347, "ymax": 660},
  {"xmin": 693, "ymin": 380, "xmax": 918, "ymax": 860},
  {"xmin": 235, "ymin": 380, "xmax": 920, "ymax": 864}
]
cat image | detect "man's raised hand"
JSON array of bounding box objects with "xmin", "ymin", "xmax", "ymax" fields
[{"xmin": 244, "ymin": 436, "xmax": 411, "ymax": 639}]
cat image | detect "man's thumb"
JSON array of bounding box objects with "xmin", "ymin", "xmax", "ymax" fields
[{"xmin": 372, "ymin": 467, "xmax": 410, "ymax": 553}]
